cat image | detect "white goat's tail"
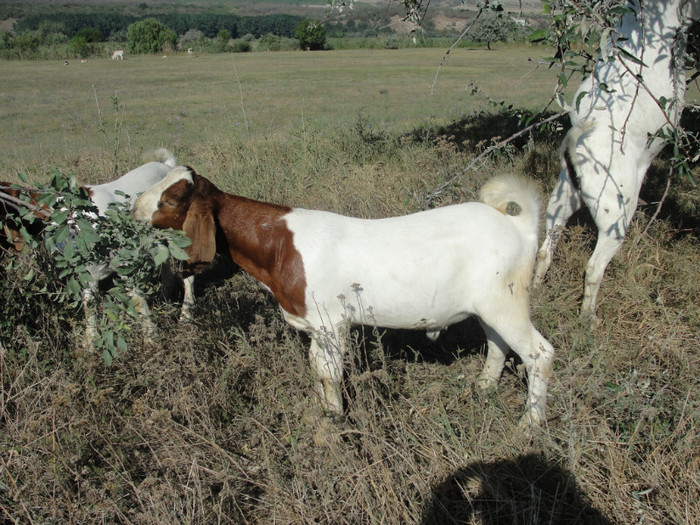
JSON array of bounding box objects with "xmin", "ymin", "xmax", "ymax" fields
[
  {"xmin": 143, "ymin": 148, "xmax": 177, "ymax": 168},
  {"xmin": 479, "ymin": 174, "xmax": 541, "ymax": 244},
  {"xmin": 560, "ymin": 120, "xmax": 596, "ymax": 173}
]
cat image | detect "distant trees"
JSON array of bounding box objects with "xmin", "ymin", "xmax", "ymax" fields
[{"xmin": 14, "ymin": 13, "xmax": 304, "ymax": 41}]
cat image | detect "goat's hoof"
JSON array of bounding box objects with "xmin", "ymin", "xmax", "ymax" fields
[
  {"xmin": 579, "ymin": 309, "xmax": 601, "ymax": 328},
  {"xmin": 475, "ymin": 375, "xmax": 498, "ymax": 393},
  {"xmin": 517, "ymin": 409, "xmax": 544, "ymax": 433},
  {"xmin": 313, "ymin": 414, "xmax": 343, "ymax": 447}
]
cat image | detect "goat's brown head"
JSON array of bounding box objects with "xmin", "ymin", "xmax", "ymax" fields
[{"xmin": 133, "ymin": 166, "xmax": 218, "ymax": 273}]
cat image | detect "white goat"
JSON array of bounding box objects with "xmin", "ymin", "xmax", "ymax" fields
[
  {"xmin": 80, "ymin": 149, "xmax": 178, "ymax": 341},
  {"xmin": 133, "ymin": 168, "xmax": 554, "ymax": 427},
  {"xmin": 111, "ymin": 50, "xmax": 124, "ymax": 60},
  {"xmin": 533, "ymin": 0, "xmax": 697, "ymax": 318}
]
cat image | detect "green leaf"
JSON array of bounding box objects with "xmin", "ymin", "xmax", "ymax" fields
[
  {"xmin": 153, "ymin": 244, "xmax": 170, "ymax": 266},
  {"xmin": 168, "ymin": 242, "xmax": 191, "ymax": 262}
]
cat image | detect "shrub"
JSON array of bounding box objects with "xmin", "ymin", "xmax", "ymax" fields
[
  {"xmin": 232, "ymin": 40, "xmax": 252, "ymax": 53},
  {"xmin": 295, "ymin": 19, "xmax": 327, "ymax": 50},
  {"xmin": 74, "ymin": 27, "xmax": 103, "ymax": 43},
  {"xmin": 126, "ymin": 18, "xmax": 177, "ymax": 54},
  {"xmin": 0, "ymin": 171, "xmax": 190, "ymax": 362},
  {"xmin": 68, "ymin": 36, "xmax": 93, "ymax": 58},
  {"xmin": 258, "ymin": 33, "xmax": 281, "ymax": 51}
]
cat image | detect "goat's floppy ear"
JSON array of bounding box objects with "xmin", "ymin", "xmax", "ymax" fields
[{"xmin": 182, "ymin": 201, "xmax": 217, "ymax": 273}]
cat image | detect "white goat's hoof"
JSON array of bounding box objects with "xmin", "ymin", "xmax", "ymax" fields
[{"xmin": 475, "ymin": 375, "xmax": 498, "ymax": 393}]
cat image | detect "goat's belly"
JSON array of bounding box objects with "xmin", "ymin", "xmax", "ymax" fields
[{"xmin": 302, "ymin": 276, "xmax": 478, "ymax": 329}]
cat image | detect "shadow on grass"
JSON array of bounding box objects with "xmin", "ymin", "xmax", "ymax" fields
[{"xmin": 422, "ymin": 453, "xmax": 611, "ymax": 525}]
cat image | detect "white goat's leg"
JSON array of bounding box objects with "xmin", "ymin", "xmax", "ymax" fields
[
  {"xmin": 478, "ymin": 300, "xmax": 554, "ymax": 427},
  {"xmin": 517, "ymin": 329, "xmax": 554, "ymax": 428},
  {"xmin": 129, "ymin": 289, "xmax": 157, "ymax": 341},
  {"xmin": 179, "ymin": 275, "xmax": 196, "ymax": 321},
  {"xmin": 308, "ymin": 326, "xmax": 347, "ymax": 416},
  {"xmin": 82, "ymin": 283, "xmax": 99, "ymax": 348},
  {"xmin": 580, "ymin": 163, "xmax": 645, "ymax": 318},
  {"xmin": 475, "ymin": 322, "xmax": 508, "ymax": 391},
  {"xmin": 580, "ymin": 232, "xmax": 626, "ymax": 318},
  {"xmin": 533, "ymin": 168, "xmax": 583, "ymax": 288}
]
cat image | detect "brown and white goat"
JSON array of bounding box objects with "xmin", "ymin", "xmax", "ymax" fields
[
  {"xmin": 133, "ymin": 166, "xmax": 554, "ymax": 427},
  {"xmin": 533, "ymin": 0, "xmax": 698, "ymax": 318}
]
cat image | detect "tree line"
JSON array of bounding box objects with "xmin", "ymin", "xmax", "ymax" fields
[{"xmin": 14, "ymin": 12, "xmax": 305, "ymax": 41}]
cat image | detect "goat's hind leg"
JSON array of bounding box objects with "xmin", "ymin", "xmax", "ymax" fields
[
  {"xmin": 580, "ymin": 225, "xmax": 626, "ymax": 319},
  {"xmin": 82, "ymin": 283, "xmax": 99, "ymax": 349},
  {"xmin": 533, "ymin": 168, "xmax": 583, "ymax": 288},
  {"xmin": 580, "ymin": 166, "xmax": 641, "ymax": 319},
  {"xmin": 475, "ymin": 321, "xmax": 508, "ymax": 392},
  {"xmin": 478, "ymin": 305, "xmax": 554, "ymax": 427}
]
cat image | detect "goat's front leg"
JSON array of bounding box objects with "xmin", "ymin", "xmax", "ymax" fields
[
  {"xmin": 179, "ymin": 275, "xmax": 196, "ymax": 322},
  {"xmin": 82, "ymin": 282, "xmax": 99, "ymax": 348},
  {"xmin": 128, "ymin": 289, "xmax": 157, "ymax": 341},
  {"xmin": 308, "ymin": 326, "xmax": 347, "ymax": 416}
]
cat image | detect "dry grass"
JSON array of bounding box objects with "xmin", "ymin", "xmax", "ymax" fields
[{"xmin": 1, "ymin": 48, "xmax": 700, "ymax": 524}]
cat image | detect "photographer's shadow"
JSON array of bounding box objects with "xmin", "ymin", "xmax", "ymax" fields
[{"xmin": 422, "ymin": 453, "xmax": 610, "ymax": 524}]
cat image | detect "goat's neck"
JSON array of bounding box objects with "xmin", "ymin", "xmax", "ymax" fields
[
  {"xmin": 215, "ymin": 194, "xmax": 304, "ymax": 309},
  {"xmin": 215, "ymin": 193, "xmax": 306, "ymax": 316}
]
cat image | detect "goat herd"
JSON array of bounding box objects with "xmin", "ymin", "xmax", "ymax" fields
[{"xmin": 1, "ymin": 0, "xmax": 696, "ymax": 428}]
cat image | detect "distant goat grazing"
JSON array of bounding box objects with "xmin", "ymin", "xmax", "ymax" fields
[
  {"xmin": 533, "ymin": 0, "xmax": 697, "ymax": 318},
  {"xmin": 111, "ymin": 50, "xmax": 124, "ymax": 60},
  {"xmin": 1, "ymin": 149, "xmax": 179, "ymax": 342},
  {"xmin": 133, "ymin": 167, "xmax": 554, "ymax": 427}
]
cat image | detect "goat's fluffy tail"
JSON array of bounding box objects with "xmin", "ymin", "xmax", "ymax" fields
[
  {"xmin": 143, "ymin": 148, "xmax": 177, "ymax": 168},
  {"xmin": 479, "ymin": 174, "xmax": 541, "ymax": 246},
  {"xmin": 560, "ymin": 120, "xmax": 596, "ymax": 173}
]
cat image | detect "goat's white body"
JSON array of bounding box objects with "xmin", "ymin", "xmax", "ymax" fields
[
  {"xmin": 111, "ymin": 50, "xmax": 124, "ymax": 60},
  {"xmin": 284, "ymin": 203, "xmax": 536, "ymax": 332},
  {"xmin": 283, "ymin": 175, "xmax": 553, "ymax": 426},
  {"xmin": 534, "ymin": 0, "xmax": 695, "ymax": 317}
]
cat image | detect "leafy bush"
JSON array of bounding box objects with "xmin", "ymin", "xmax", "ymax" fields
[
  {"xmin": 126, "ymin": 17, "xmax": 177, "ymax": 54},
  {"xmin": 295, "ymin": 19, "xmax": 327, "ymax": 51},
  {"xmin": 1, "ymin": 170, "xmax": 191, "ymax": 363},
  {"xmin": 258, "ymin": 32, "xmax": 281, "ymax": 51},
  {"xmin": 232, "ymin": 40, "xmax": 252, "ymax": 53},
  {"xmin": 74, "ymin": 27, "xmax": 103, "ymax": 43},
  {"xmin": 68, "ymin": 36, "xmax": 93, "ymax": 58}
]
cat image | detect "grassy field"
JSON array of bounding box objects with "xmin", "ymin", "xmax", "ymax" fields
[
  {"xmin": 0, "ymin": 46, "xmax": 558, "ymax": 183},
  {"xmin": 1, "ymin": 46, "xmax": 699, "ymax": 524}
]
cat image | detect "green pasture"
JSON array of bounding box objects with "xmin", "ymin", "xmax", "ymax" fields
[{"xmin": 1, "ymin": 46, "xmax": 560, "ymax": 183}]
